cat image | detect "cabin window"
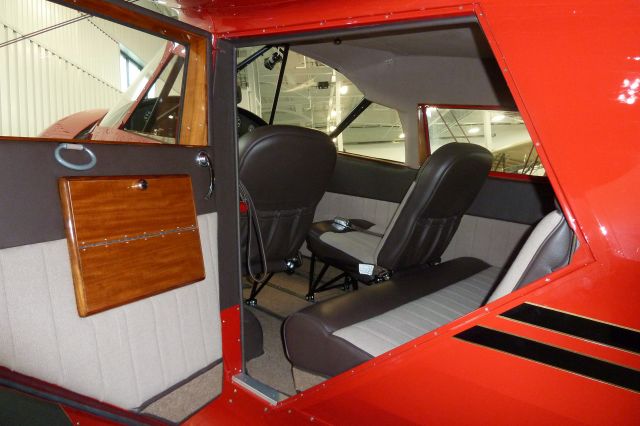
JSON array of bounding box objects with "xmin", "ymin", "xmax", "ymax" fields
[
  {"xmin": 237, "ymin": 47, "xmax": 406, "ymax": 163},
  {"xmin": 337, "ymin": 102, "xmax": 405, "ymax": 163},
  {"xmin": 120, "ymin": 50, "xmax": 143, "ymax": 92},
  {"xmin": 101, "ymin": 46, "xmax": 186, "ymax": 144},
  {"xmin": 0, "ymin": 0, "xmax": 207, "ymax": 146},
  {"xmin": 425, "ymin": 106, "xmax": 545, "ymax": 176}
]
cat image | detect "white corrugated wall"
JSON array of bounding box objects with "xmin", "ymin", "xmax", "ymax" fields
[{"xmin": 0, "ymin": 0, "xmax": 162, "ymax": 137}]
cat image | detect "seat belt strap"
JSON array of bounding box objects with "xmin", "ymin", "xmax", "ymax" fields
[{"xmin": 333, "ymin": 217, "xmax": 384, "ymax": 237}]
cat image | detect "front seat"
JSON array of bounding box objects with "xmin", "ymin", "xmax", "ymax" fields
[
  {"xmin": 239, "ymin": 125, "xmax": 337, "ymax": 305},
  {"xmin": 306, "ymin": 143, "xmax": 492, "ymax": 297}
]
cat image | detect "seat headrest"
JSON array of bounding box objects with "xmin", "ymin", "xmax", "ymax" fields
[
  {"xmin": 238, "ymin": 125, "xmax": 336, "ymax": 210},
  {"xmin": 416, "ymin": 143, "xmax": 494, "ymax": 217}
]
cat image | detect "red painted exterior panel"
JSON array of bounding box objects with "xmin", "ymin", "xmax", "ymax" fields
[
  {"xmin": 5, "ymin": 0, "xmax": 638, "ymax": 424},
  {"xmin": 184, "ymin": 0, "xmax": 639, "ymax": 423}
]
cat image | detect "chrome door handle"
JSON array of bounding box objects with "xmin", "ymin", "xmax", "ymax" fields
[{"xmin": 196, "ymin": 151, "xmax": 214, "ymax": 200}]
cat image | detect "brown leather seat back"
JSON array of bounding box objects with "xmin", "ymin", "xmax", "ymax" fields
[
  {"xmin": 377, "ymin": 143, "xmax": 493, "ymax": 270},
  {"xmin": 239, "ymin": 125, "xmax": 336, "ymax": 272}
]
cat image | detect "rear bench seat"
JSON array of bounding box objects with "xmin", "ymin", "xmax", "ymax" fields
[{"xmin": 283, "ymin": 210, "xmax": 574, "ymax": 378}]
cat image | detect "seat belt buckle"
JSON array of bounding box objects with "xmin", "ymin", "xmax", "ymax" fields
[
  {"xmin": 373, "ymin": 269, "xmax": 392, "ymax": 283},
  {"xmin": 333, "ymin": 217, "xmax": 351, "ymax": 231},
  {"xmin": 358, "ymin": 263, "xmax": 374, "ymax": 275}
]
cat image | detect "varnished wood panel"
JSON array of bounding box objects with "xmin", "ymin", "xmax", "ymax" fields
[
  {"xmin": 180, "ymin": 37, "xmax": 209, "ymax": 147},
  {"xmin": 59, "ymin": 175, "xmax": 205, "ymax": 316}
]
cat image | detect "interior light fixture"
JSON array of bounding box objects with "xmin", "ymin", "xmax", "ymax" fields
[
  {"xmin": 491, "ymin": 114, "xmax": 505, "ymax": 122},
  {"xmin": 330, "ymin": 110, "xmax": 337, "ymax": 118},
  {"xmin": 468, "ymin": 127, "xmax": 480, "ymax": 134},
  {"xmin": 399, "ymin": 133, "xmax": 405, "ymax": 139},
  {"xmin": 339, "ymin": 85, "xmax": 349, "ymax": 95}
]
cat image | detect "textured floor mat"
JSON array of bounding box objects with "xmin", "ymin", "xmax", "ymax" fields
[{"xmin": 246, "ymin": 308, "xmax": 296, "ymax": 395}]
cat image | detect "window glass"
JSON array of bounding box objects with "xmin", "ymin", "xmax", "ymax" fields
[
  {"xmin": 237, "ymin": 47, "xmax": 405, "ymax": 163},
  {"xmin": 0, "ymin": 0, "xmax": 186, "ymax": 144},
  {"xmin": 120, "ymin": 52, "xmax": 142, "ymax": 91},
  {"xmin": 427, "ymin": 107, "xmax": 545, "ymax": 175},
  {"xmin": 123, "ymin": 54, "xmax": 184, "ymax": 143},
  {"xmin": 340, "ymin": 103, "xmax": 405, "ymax": 163},
  {"xmin": 102, "ymin": 46, "xmax": 185, "ymax": 143}
]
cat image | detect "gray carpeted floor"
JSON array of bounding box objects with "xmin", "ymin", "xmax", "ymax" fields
[
  {"xmin": 141, "ymin": 258, "xmax": 349, "ymax": 421},
  {"xmin": 245, "ymin": 308, "xmax": 296, "ymax": 395},
  {"xmin": 142, "ymin": 363, "xmax": 223, "ymax": 423},
  {"xmin": 243, "ymin": 258, "xmax": 350, "ymax": 395}
]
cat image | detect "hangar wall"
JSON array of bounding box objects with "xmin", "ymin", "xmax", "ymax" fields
[{"xmin": 0, "ymin": 0, "xmax": 162, "ymax": 137}]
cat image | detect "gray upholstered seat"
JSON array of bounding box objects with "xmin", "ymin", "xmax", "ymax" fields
[
  {"xmin": 284, "ymin": 209, "xmax": 574, "ymax": 377},
  {"xmin": 238, "ymin": 125, "xmax": 336, "ymax": 304},
  {"xmin": 306, "ymin": 143, "xmax": 493, "ymax": 292}
]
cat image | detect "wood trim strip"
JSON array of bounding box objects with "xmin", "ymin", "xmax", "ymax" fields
[{"xmin": 180, "ymin": 37, "xmax": 209, "ymax": 146}]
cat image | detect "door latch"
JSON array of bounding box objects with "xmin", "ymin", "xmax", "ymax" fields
[{"xmin": 196, "ymin": 151, "xmax": 214, "ymax": 200}]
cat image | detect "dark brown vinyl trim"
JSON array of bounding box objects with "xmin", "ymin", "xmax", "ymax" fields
[
  {"xmin": 338, "ymin": 151, "xmax": 409, "ymax": 168},
  {"xmin": 211, "ymin": 38, "xmax": 243, "ymax": 310}
]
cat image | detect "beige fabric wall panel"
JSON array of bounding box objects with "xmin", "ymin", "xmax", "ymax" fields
[
  {"xmin": 0, "ymin": 213, "xmax": 222, "ymax": 409},
  {"xmin": 441, "ymin": 215, "xmax": 531, "ymax": 268},
  {"xmin": 311, "ymin": 196, "xmax": 530, "ymax": 269},
  {"xmin": 314, "ymin": 192, "xmax": 399, "ymax": 233}
]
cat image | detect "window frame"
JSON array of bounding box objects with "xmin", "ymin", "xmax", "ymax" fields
[
  {"xmin": 0, "ymin": 0, "xmax": 210, "ymax": 147},
  {"xmin": 420, "ymin": 103, "xmax": 548, "ymax": 182}
]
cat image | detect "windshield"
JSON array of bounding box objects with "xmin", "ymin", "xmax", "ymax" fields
[{"xmin": 100, "ymin": 42, "xmax": 173, "ymax": 128}]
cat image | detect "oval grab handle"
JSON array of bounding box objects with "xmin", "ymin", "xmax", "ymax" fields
[{"xmin": 54, "ymin": 143, "xmax": 97, "ymax": 171}]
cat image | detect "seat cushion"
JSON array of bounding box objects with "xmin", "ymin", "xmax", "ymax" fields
[
  {"xmin": 487, "ymin": 210, "xmax": 573, "ymax": 303},
  {"xmin": 306, "ymin": 219, "xmax": 382, "ymax": 275},
  {"xmin": 319, "ymin": 231, "xmax": 380, "ymax": 264},
  {"xmin": 333, "ymin": 266, "xmax": 501, "ymax": 357},
  {"xmin": 283, "ymin": 257, "xmax": 494, "ymax": 377}
]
